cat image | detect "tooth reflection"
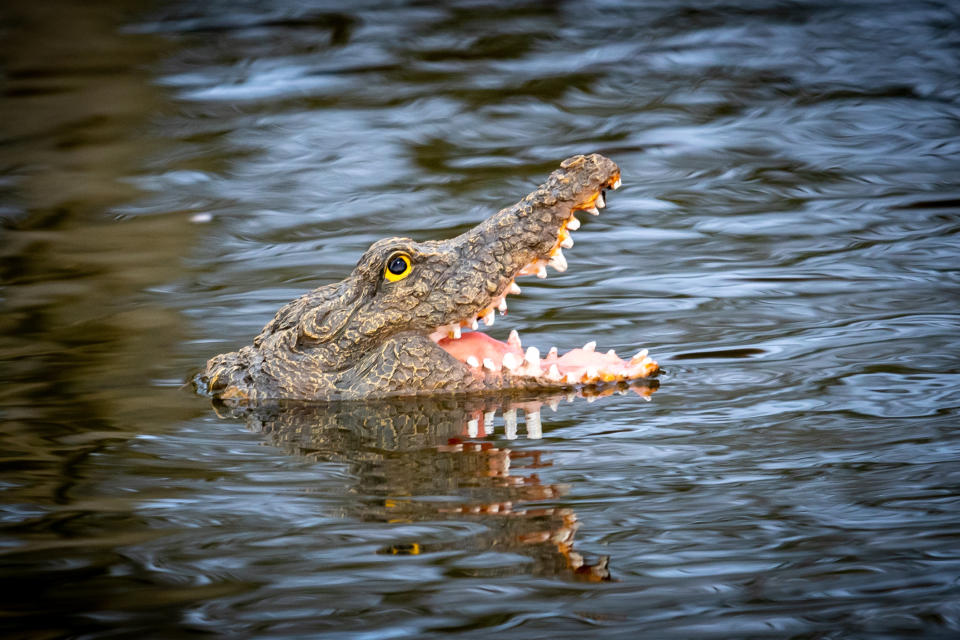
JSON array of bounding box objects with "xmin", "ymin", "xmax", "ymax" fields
[
  {"xmin": 503, "ymin": 408, "xmax": 518, "ymax": 440},
  {"xmin": 525, "ymin": 410, "xmax": 542, "ymax": 439}
]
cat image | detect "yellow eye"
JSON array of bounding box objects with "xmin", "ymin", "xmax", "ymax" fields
[{"xmin": 384, "ymin": 253, "xmax": 413, "ymax": 282}]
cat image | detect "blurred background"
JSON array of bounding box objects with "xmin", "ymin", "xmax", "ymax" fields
[{"xmin": 1, "ymin": 0, "xmax": 959, "ymax": 637}]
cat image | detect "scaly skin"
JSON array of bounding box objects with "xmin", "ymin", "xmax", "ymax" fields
[{"xmin": 198, "ymin": 154, "xmax": 657, "ymax": 401}]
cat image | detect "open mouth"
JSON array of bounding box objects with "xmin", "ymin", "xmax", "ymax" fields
[{"xmin": 428, "ymin": 175, "xmax": 659, "ymax": 386}]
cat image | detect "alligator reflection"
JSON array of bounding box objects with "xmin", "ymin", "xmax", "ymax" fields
[{"xmin": 215, "ymin": 384, "xmax": 656, "ymax": 582}]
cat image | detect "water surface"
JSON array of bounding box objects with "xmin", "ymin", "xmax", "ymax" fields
[{"xmin": 2, "ymin": 0, "xmax": 959, "ymax": 637}]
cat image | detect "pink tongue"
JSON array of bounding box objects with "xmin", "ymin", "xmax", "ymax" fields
[
  {"xmin": 438, "ymin": 331, "xmax": 632, "ymax": 377},
  {"xmin": 438, "ymin": 332, "xmax": 518, "ymax": 366}
]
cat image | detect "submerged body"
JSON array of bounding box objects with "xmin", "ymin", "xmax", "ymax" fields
[{"xmin": 199, "ymin": 154, "xmax": 658, "ymax": 401}]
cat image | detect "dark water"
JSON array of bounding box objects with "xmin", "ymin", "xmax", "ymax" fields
[{"xmin": 2, "ymin": 0, "xmax": 960, "ymax": 637}]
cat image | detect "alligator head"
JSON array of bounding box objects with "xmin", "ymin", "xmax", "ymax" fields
[{"xmin": 198, "ymin": 153, "xmax": 658, "ymax": 402}]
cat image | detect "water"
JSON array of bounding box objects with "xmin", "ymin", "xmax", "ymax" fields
[{"xmin": 2, "ymin": 0, "xmax": 959, "ymax": 636}]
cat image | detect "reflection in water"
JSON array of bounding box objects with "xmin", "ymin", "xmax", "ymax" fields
[{"xmin": 222, "ymin": 388, "xmax": 655, "ymax": 583}]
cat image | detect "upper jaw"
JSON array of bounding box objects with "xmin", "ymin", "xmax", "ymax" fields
[{"xmin": 427, "ymin": 153, "xmax": 622, "ymax": 338}]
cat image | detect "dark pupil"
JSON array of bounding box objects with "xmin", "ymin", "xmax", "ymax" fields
[{"xmin": 388, "ymin": 256, "xmax": 408, "ymax": 275}]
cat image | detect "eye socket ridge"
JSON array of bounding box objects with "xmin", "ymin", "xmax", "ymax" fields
[{"xmin": 384, "ymin": 252, "xmax": 413, "ymax": 282}]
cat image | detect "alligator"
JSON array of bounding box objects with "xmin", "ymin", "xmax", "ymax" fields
[{"xmin": 198, "ymin": 153, "xmax": 658, "ymax": 402}]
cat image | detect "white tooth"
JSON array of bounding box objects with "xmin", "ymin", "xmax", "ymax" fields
[
  {"xmin": 484, "ymin": 410, "xmax": 496, "ymax": 430},
  {"xmin": 606, "ymin": 349, "xmax": 616, "ymax": 357},
  {"xmin": 503, "ymin": 409, "xmax": 518, "ymax": 440},
  {"xmin": 596, "ymin": 193, "xmax": 605, "ymax": 208},
  {"xmin": 502, "ymin": 352, "xmax": 520, "ymax": 372},
  {"xmin": 498, "ymin": 297, "xmax": 508, "ymax": 313},
  {"xmin": 586, "ymin": 366, "xmax": 599, "ymax": 380},
  {"xmin": 566, "ymin": 392, "xmax": 576, "ymax": 402},
  {"xmin": 587, "ymin": 394, "xmax": 598, "ymax": 403},
  {"xmin": 583, "ymin": 341, "xmax": 596, "ymax": 353},
  {"xmin": 508, "ymin": 329, "xmax": 522, "ymax": 350},
  {"xmin": 548, "ymin": 398, "xmax": 560, "ymax": 412},
  {"xmin": 547, "ymin": 346, "xmax": 558, "ymax": 359},
  {"xmin": 612, "ymin": 177, "xmax": 621, "ymax": 190},
  {"xmin": 632, "ymin": 349, "xmax": 649, "ymax": 362},
  {"xmin": 586, "ymin": 206, "xmax": 599, "ymax": 215},
  {"xmin": 546, "ymin": 364, "xmax": 562, "ymax": 381},
  {"xmin": 483, "ymin": 357, "xmax": 498, "ymax": 372},
  {"xmin": 467, "ymin": 418, "xmax": 479, "ymax": 438},
  {"xmin": 641, "ymin": 356, "xmax": 653, "ymax": 366},
  {"xmin": 524, "ymin": 346, "xmax": 541, "ymax": 369},
  {"xmin": 537, "ymin": 265, "xmax": 548, "ymax": 279},
  {"xmin": 451, "ymin": 325, "xmax": 461, "ymax": 340},
  {"xmin": 470, "ymin": 318, "xmax": 478, "ymax": 330},
  {"xmin": 560, "ymin": 234, "xmax": 574, "ymax": 249},
  {"xmin": 466, "ymin": 356, "xmax": 480, "ymax": 368},
  {"xmin": 548, "ymin": 249, "xmax": 567, "ymax": 272},
  {"xmin": 482, "ymin": 309, "xmax": 495, "ymax": 326},
  {"xmin": 508, "ymin": 281, "xmax": 522, "ymax": 295},
  {"xmin": 525, "ymin": 410, "xmax": 542, "ymax": 439},
  {"xmin": 567, "ymin": 216, "xmax": 581, "ymax": 230}
]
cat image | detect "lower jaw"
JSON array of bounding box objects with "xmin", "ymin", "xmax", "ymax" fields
[{"xmin": 434, "ymin": 329, "xmax": 658, "ymax": 386}]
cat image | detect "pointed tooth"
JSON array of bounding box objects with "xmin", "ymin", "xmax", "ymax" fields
[
  {"xmin": 508, "ymin": 329, "xmax": 522, "ymax": 351},
  {"xmin": 502, "ymin": 352, "xmax": 520, "ymax": 372},
  {"xmin": 484, "ymin": 410, "xmax": 497, "ymax": 429},
  {"xmin": 548, "ymin": 397, "xmax": 560, "ymax": 412},
  {"xmin": 503, "ymin": 409, "xmax": 518, "ymax": 440},
  {"xmin": 596, "ymin": 192, "xmax": 605, "ymax": 208},
  {"xmin": 525, "ymin": 410, "xmax": 542, "ymax": 439},
  {"xmin": 483, "ymin": 357, "xmax": 499, "ymax": 372},
  {"xmin": 612, "ymin": 177, "xmax": 621, "ymax": 190},
  {"xmin": 498, "ymin": 297, "xmax": 508, "ymax": 314},
  {"xmin": 560, "ymin": 233, "xmax": 574, "ymax": 249},
  {"xmin": 567, "ymin": 216, "xmax": 581, "ymax": 230},
  {"xmin": 586, "ymin": 206, "xmax": 599, "ymax": 216},
  {"xmin": 508, "ymin": 281, "xmax": 522, "ymax": 295},
  {"xmin": 482, "ymin": 309, "xmax": 495, "ymax": 326},
  {"xmin": 585, "ymin": 366, "xmax": 599, "ymax": 381},
  {"xmin": 468, "ymin": 318, "xmax": 478, "ymax": 330},
  {"xmin": 524, "ymin": 346, "xmax": 541, "ymax": 370},
  {"xmin": 583, "ymin": 341, "xmax": 596, "ymax": 353},
  {"xmin": 467, "ymin": 418, "xmax": 479, "ymax": 438},
  {"xmin": 586, "ymin": 394, "xmax": 598, "ymax": 403},
  {"xmin": 450, "ymin": 325, "xmax": 461, "ymax": 340},
  {"xmin": 466, "ymin": 355, "xmax": 480, "ymax": 368},
  {"xmin": 566, "ymin": 392, "xmax": 576, "ymax": 402},
  {"xmin": 547, "ymin": 346, "xmax": 558, "ymax": 359},
  {"xmin": 606, "ymin": 349, "xmax": 617, "ymax": 357},
  {"xmin": 537, "ymin": 264, "xmax": 548, "ymax": 279},
  {"xmin": 546, "ymin": 364, "xmax": 562, "ymax": 382},
  {"xmin": 548, "ymin": 249, "xmax": 567, "ymax": 272}
]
